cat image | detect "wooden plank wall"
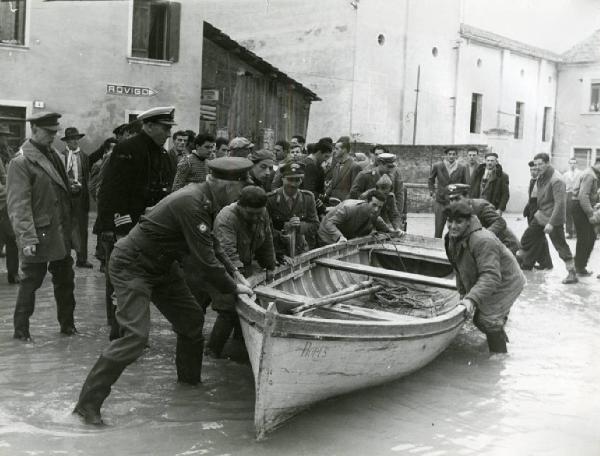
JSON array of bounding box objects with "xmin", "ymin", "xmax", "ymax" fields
[{"xmin": 201, "ymin": 38, "xmax": 312, "ymax": 147}]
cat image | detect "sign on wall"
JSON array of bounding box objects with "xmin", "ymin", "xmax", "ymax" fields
[{"xmin": 106, "ymin": 84, "xmax": 158, "ymax": 97}]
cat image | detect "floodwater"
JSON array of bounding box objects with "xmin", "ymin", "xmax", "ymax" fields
[{"xmin": 0, "ymin": 214, "xmax": 598, "ymax": 456}]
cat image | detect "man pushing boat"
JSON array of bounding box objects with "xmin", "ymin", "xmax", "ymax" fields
[{"xmin": 443, "ymin": 201, "xmax": 525, "ymax": 353}]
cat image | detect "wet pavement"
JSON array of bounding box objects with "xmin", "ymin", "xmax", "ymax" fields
[{"xmin": 0, "ymin": 213, "xmax": 598, "ymax": 456}]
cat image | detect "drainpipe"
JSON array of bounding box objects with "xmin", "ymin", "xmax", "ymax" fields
[{"xmin": 451, "ymin": 38, "xmax": 461, "ymax": 144}]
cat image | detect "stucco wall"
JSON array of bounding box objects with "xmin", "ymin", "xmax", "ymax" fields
[
  {"xmin": 1, "ymin": 0, "xmax": 204, "ymax": 151},
  {"xmin": 554, "ymin": 62, "xmax": 600, "ymax": 171}
]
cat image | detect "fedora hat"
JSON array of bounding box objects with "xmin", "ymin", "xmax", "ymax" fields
[
  {"xmin": 61, "ymin": 127, "xmax": 85, "ymax": 141},
  {"xmin": 0, "ymin": 124, "xmax": 12, "ymax": 136}
]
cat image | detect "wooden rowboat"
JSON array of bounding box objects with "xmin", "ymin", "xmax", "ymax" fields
[{"xmin": 237, "ymin": 233, "xmax": 466, "ymax": 440}]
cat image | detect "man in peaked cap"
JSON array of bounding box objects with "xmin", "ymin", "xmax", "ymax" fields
[
  {"xmin": 446, "ymin": 183, "xmax": 520, "ymax": 255},
  {"xmin": 60, "ymin": 127, "xmax": 93, "ymax": 269},
  {"xmin": 7, "ymin": 112, "xmax": 78, "ymax": 340},
  {"xmin": 96, "ymin": 106, "xmax": 178, "ymax": 340},
  {"xmin": 228, "ymin": 137, "xmax": 254, "ymax": 158},
  {"xmin": 74, "ymin": 157, "xmax": 254, "ymax": 425},
  {"xmin": 266, "ymin": 157, "xmax": 319, "ymax": 261}
]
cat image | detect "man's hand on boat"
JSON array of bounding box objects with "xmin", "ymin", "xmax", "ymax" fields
[
  {"xmin": 460, "ymin": 298, "xmax": 475, "ymax": 319},
  {"xmin": 235, "ymin": 283, "xmax": 254, "ymax": 296},
  {"xmin": 337, "ymin": 235, "xmax": 348, "ymax": 243},
  {"xmin": 234, "ymin": 269, "xmax": 252, "ymax": 289}
]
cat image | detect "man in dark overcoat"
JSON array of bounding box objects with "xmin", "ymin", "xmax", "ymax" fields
[
  {"xmin": 470, "ymin": 151, "xmax": 510, "ymax": 214},
  {"xmin": 7, "ymin": 112, "xmax": 77, "ymax": 340}
]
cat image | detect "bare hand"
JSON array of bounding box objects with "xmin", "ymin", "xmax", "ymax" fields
[
  {"xmin": 281, "ymin": 255, "xmax": 294, "ymax": 266},
  {"xmin": 392, "ymin": 229, "xmax": 406, "ymax": 238},
  {"xmin": 337, "ymin": 235, "xmax": 348, "ymax": 243},
  {"xmin": 235, "ymin": 283, "xmax": 254, "ymax": 296},
  {"xmin": 287, "ymin": 217, "xmax": 301, "ymax": 228},
  {"xmin": 234, "ymin": 270, "xmax": 252, "ymax": 288},
  {"xmin": 543, "ymin": 223, "xmax": 553, "ymax": 235},
  {"xmin": 460, "ymin": 298, "xmax": 475, "ymax": 319},
  {"xmin": 496, "ymin": 209, "xmax": 503, "ymax": 216},
  {"xmin": 23, "ymin": 244, "xmax": 37, "ymax": 257}
]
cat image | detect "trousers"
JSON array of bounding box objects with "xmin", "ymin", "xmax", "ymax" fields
[
  {"xmin": 14, "ymin": 254, "xmax": 76, "ymax": 336},
  {"xmin": 565, "ymin": 192, "xmax": 575, "ymax": 236},
  {"xmin": 572, "ymin": 200, "xmax": 596, "ymax": 271},
  {"xmin": 0, "ymin": 208, "xmax": 18, "ymax": 278},
  {"xmin": 433, "ymin": 200, "xmax": 447, "ymax": 238},
  {"xmin": 521, "ymin": 221, "xmax": 573, "ymax": 267}
]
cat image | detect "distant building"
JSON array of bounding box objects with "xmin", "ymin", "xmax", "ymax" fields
[{"xmin": 554, "ymin": 29, "xmax": 600, "ymax": 171}]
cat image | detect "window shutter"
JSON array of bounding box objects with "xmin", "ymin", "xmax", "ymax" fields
[
  {"xmin": 132, "ymin": 1, "xmax": 151, "ymax": 58},
  {"xmin": 168, "ymin": 2, "xmax": 181, "ymax": 62}
]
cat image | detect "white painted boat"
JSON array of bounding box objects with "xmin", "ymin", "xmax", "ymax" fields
[{"xmin": 236, "ymin": 233, "xmax": 466, "ymax": 440}]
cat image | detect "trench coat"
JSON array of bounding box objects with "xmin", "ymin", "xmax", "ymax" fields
[
  {"xmin": 7, "ymin": 140, "xmax": 72, "ymax": 263},
  {"xmin": 470, "ymin": 163, "xmax": 510, "ymax": 211}
]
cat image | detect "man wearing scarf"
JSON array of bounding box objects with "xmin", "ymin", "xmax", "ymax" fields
[
  {"xmin": 428, "ymin": 147, "xmax": 467, "ymax": 238},
  {"xmin": 61, "ymin": 127, "xmax": 92, "ymax": 268}
]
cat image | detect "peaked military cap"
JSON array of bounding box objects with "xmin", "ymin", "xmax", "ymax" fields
[
  {"xmin": 376, "ymin": 152, "xmax": 396, "ymax": 164},
  {"xmin": 137, "ymin": 106, "xmax": 176, "ymax": 125},
  {"xmin": 280, "ymin": 158, "xmax": 305, "ymax": 178},
  {"xmin": 27, "ymin": 112, "xmax": 62, "ymax": 131},
  {"xmin": 447, "ymin": 183, "xmax": 471, "ymax": 197},
  {"xmin": 208, "ymin": 157, "xmax": 253, "ymax": 181}
]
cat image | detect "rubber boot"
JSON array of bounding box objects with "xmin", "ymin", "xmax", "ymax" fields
[
  {"xmin": 206, "ymin": 313, "xmax": 235, "ymax": 358},
  {"xmin": 562, "ymin": 269, "xmax": 578, "ymax": 284},
  {"xmin": 175, "ymin": 336, "xmax": 204, "ymax": 385},
  {"xmin": 486, "ymin": 330, "xmax": 508, "ymax": 353},
  {"xmin": 74, "ymin": 356, "xmax": 127, "ymax": 425}
]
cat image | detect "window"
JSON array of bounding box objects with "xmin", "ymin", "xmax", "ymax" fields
[
  {"xmin": 514, "ymin": 101, "xmax": 524, "ymax": 139},
  {"xmin": 0, "ymin": 105, "xmax": 26, "ymax": 150},
  {"xmin": 574, "ymin": 148, "xmax": 592, "ymax": 169},
  {"xmin": 590, "ymin": 82, "xmax": 600, "ymax": 112},
  {"xmin": 469, "ymin": 93, "xmax": 482, "ymax": 134},
  {"xmin": 132, "ymin": 0, "xmax": 181, "ymax": 61},
  {"xmin": 0, "ymin": 0, "xmax": 26, "ymax": 45},
  {"xmin": 542, "ymin": 107, "xmax": 552, "ymax": 142}
]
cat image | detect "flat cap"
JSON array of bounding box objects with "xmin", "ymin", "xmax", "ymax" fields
[
  {"xmin": 27, "ymin": 112, "xmax": 61, "ymax": 131},
  {"xmin": 443, "ymin": 200, "xmax": 473, "ymax": 219},
  {"xmin": 280, "ymin": 159, "xmax": 305, "ymax": 178},
  {"xmin": 208, "ymin": 157, "xmax": 253, "ymax": 181},
  {"xmin": 376, "ymin": 152, "xmax": 396, "ymax": 164},
  {"xmin": 229, "ymin": 137, "xmax": 254, "ymax": 150},
  {"xmin": 248, "ymin": 149, "xmax": 275, "ymax": 164},
  {"xmin": 484, "ymin": 151, "xmax": 499, "ymax": 159},
  {"xmin": 447, "ymin": 183, "xmax": 471, "ymax": 196},
  {"xmin": 137, "ymin": 106, "xmax": 176, "ymax": 125}
]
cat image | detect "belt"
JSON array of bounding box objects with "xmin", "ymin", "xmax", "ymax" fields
[{"xmin": 119, "ymin": 229, "xmax": 179, "ymax": 266}]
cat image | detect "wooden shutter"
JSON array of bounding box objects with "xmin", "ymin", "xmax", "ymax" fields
[
  {"xmin": 167, "ymin": 2, "xmax": 181, "ymax": 62},
  {"xmin": 131, "ymin": 0, "xmax": 151, "ymax": 58}
]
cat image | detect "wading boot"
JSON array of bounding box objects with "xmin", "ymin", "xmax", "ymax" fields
[
  {"xmin": 175, "ymin": 336, "xmax": 204, "ymax": 385},
  {"xmin": 206, "ymin": 314, "xmax": 235, "ymax": 358},
  {"xmin": 562, "ymin": 269, "xmax": 578, "ymax": 284},
  {"xmin": 74, "ymin": 356, "xmax": 127, "ymax": 425},
  {"xmin": 486, "ymin": 330, "xmax": 508, "ymax": 354}
]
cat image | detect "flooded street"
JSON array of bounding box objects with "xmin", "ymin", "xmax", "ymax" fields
[{"xmin": 0, "ymin": 214, "xmax": 598, "ymax": 456}]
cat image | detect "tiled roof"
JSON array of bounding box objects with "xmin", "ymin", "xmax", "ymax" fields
[
  {"xmin": 460, "ymin": 24, "xmax": 562, "ymax": 62},
  {"xmin": 562, "ymin": 29, "xmax": 600, "ymax": 63}
]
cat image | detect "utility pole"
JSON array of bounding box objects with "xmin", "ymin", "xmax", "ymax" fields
[{"xmin": 412, "ymin": 65, "xmax": 420, "ymax": 145}]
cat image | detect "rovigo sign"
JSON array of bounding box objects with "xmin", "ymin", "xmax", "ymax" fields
[{"xmin": 107, "ymin": 84, "xmax": 158, "ymax": 97}]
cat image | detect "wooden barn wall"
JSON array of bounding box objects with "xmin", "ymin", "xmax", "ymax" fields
[{"xmin": 201, "ymin": 38, "xmax": 311, "ymax": 148}]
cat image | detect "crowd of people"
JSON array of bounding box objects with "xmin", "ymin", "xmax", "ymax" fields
[{"xmin": 0, "ymin": 105, "xmax": 598, "ymax": 425}]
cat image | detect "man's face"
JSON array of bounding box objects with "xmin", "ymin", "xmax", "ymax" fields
[
  {"xmin": 467, "ymin": 150, "xmax": 478, "ymax": 164},
  {"xmin": 117, "ymin": 131, "xmax": 132, "ymax": 143},
  {"xmin": 32, "ymin": 125, "xmax": 57, "ymax": 147},
  {"xmin": 529, "ymin": 166, "xmax": 538, "ymax": 178},
  {"xmin": 485, "ymin": 156, "xmax": 498, "ymax": 170},
  {"xmin": 447, "ymin": 193, "xmax": 466, "ymax": 204},
  {"xmin": 251, "ymin": 160, "xmax": 274, "ymax": 183},
  {"xmin": 239, "ymin": 205, "xmax": 264, "ymax": 224},
  {"xmin": 446, "ymin": 150, "xmax": 457, "ymax": 163},
  {"xmin": 174, "ymin": 135, "xmax": 188, "ymax": 152},
  {"xmin": 368, "ymin": 197, "xmax": 385, "ymax": 217},
  {"xmin": 290, "ymin": 144, "xmax": 302, "ymax": 155},
  {"xmin": 447, "ymin": 216, "xmax": 470, "ymax": 238},
  {"xmin": 196, "ymin": 140, "xmax": 215, "ymax": 159},
  {"xmin": 534, "ymin": 158, "xmax": 548, "ymax": 175},
  {"xmin": 283, "ymin": 176, "xmax": 302, "ymax": 195},
  {"xmin": 318, "ymin": 151, "xmax": 332, "ymax": 165},
  {"xmin": 377, "ymin": 161, "xmax": 396, "ymax": 175},
  {"xmin": 147, "ymin": 122, "xmax": 172, "ymax": 146},
  {"xmin": 569, "ymin": 159, "xmax": 577, "ymax": 171},
  {"xmin": 223, "ymin": 181, "xmax": 245, "ymax": 205},
  {"xmin": 216, "ymin": 144, "xmax": 229, "ymax": 158},
  {"xmin": 334, "ymin": 143, "xmax": 346, "ymax": 159},
  {"xmin": 66, "ymin": 138, "xmax": 79, "ymax": 150}
]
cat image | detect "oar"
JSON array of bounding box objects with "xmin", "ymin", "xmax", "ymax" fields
[{"xmin": 289, "ymin": 284, "xmax": 383, "ymax": 315}]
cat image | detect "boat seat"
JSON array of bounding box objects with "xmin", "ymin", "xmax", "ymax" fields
[
  {"xmin": 313, "ymin": 258, "xmax": 456, "ymax": 290},
  {"xmin": 305, "ymin": 303, "xmax": 424, "ymax": 322}
]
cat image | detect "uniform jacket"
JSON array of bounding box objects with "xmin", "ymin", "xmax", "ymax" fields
[
  {"xmin": 470, "ymin": 163, "xmax": 510, "ymax": 211},
  {"xmin": 469, "ymin": 198, "xmax": 520, "ymax": 254},
  {"xmin": 444, "ymin": 217, "xmax": 525, "ymax": 307},
  {"xmin": 97, "ymin": 131, "xmax": 176, "ymax": 235},
  {"xmin": 7, "ymin": 140, "xmax": 72, "ymax": 263},
  {"xmin": 534, "ymin": 165, "xmax": 566, "ymax": 226},
  {"xmin": 121, "ymin": 181, "xmax": 237, "ymax": 294},
  {"xmin": 214, "ymin": 202, "xmax": 276, "ymax": 273},
  {"xmin": 325, "ymin": 156, "xmax": 362, "ymax": 201},
  {"xmin": 350, "ymin": 167, "xmax": 405, "ymax": 211},
  {"xmin": 575, "ymin": 167, "xmax": 600, "ymax": 218},
  {"xmin": 428, "ymin": 160, "xmax": 467, "ymax": 204},
  {"xmin": 318, "ymin": 199, "xmax": 390, "ymax": 245},
  {"xmin": 266, "ymin": 187, "xmax": 319, "ymax": 257}
]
